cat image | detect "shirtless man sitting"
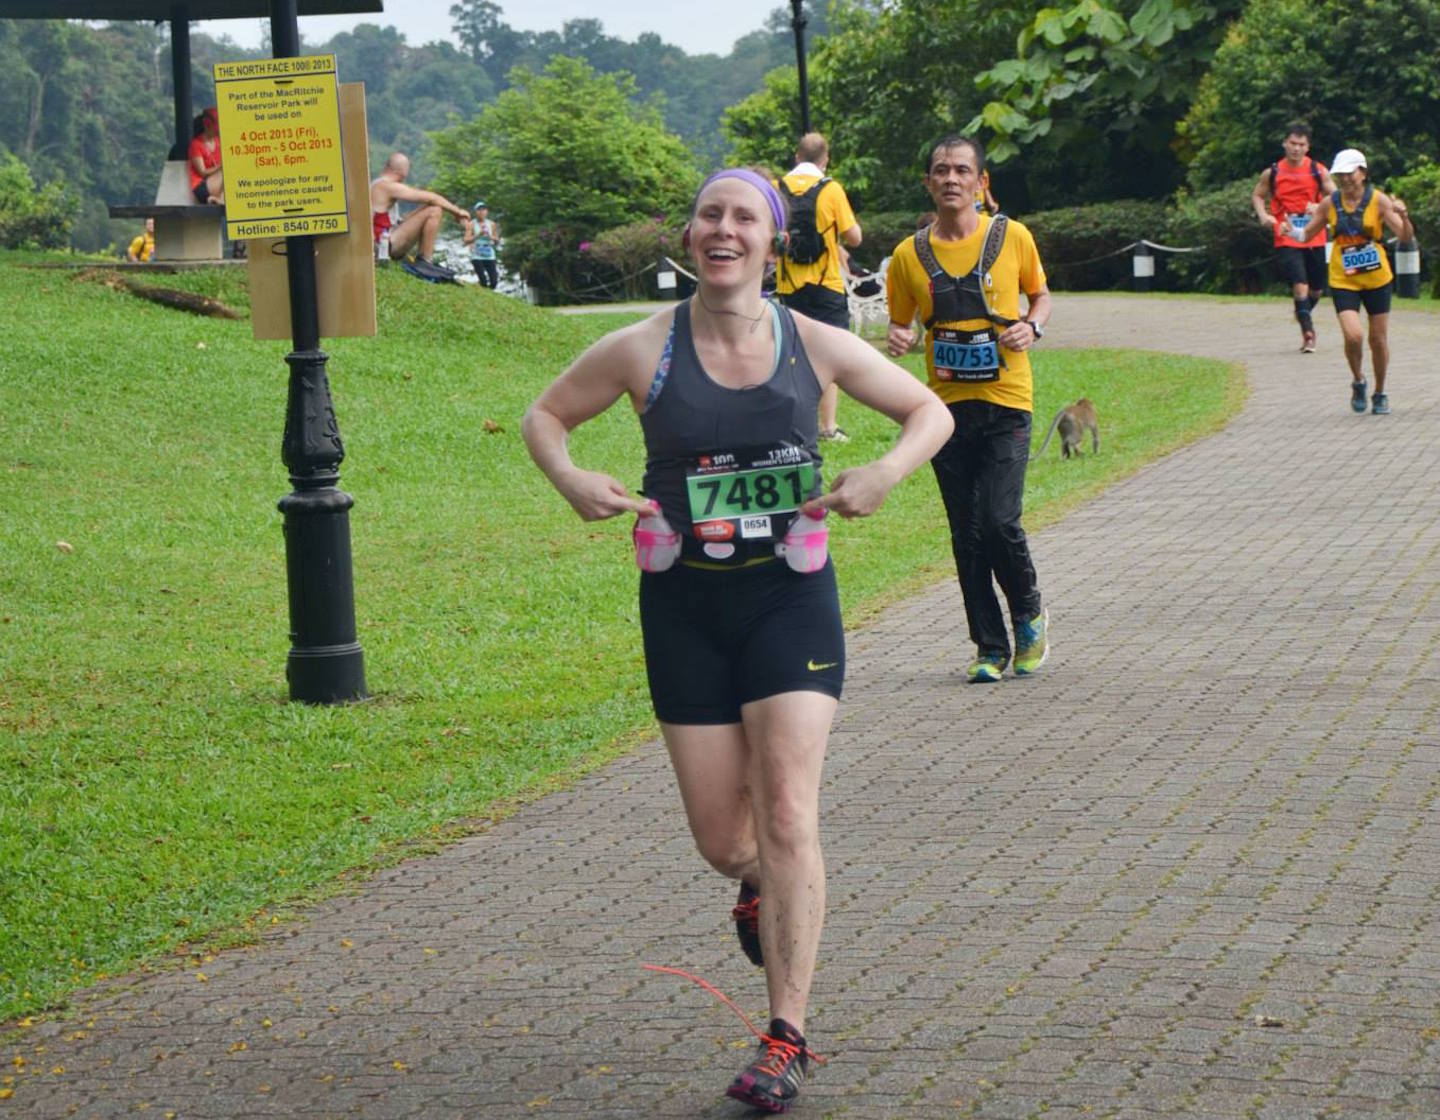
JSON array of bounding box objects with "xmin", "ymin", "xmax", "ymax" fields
[{"xmin": 370, "ymin": 152, "xmax": 470, "ymax": 265}]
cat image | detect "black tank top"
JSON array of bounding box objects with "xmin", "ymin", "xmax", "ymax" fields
[{"xmin": 640, "ymin": 299, "xmax": 824, "ymax": 564}]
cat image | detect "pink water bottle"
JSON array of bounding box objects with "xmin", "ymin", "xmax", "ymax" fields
[
  {"xmin": 633, "ymin": 500, "xmax": 681, "ymax": 572},
  {"xmin": 775, "ymin": 509, "xmax": 829, "ymax": 573}
]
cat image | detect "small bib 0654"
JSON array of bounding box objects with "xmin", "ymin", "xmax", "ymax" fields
[{"xmin": 932, "ymin": 327, "xmax": 1000, "ymax": 382}]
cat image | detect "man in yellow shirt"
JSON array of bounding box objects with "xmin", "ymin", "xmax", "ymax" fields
[
  {"xmin": 126, "ymin": 218, "xmax": 155, "ymax": 262},
  {"xmin": 886, "ymin": 135, "xmax": 1052, "ymax": 683},
  {"xmin": 775, "ymin": 132, "xmax": 862, "ymax": 442}
]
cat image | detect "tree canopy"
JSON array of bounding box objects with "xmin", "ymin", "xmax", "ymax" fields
[
  {"xmin": 1180, "ymin": 0, "xmax": 1440, "ymax": 189},
  {"xmin": 429, "ymin": 56, "xmax": 700, "ymax": 298}
]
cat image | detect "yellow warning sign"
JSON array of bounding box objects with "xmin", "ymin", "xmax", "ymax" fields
[{"xmin": 213, "ymin": 55, "xmax": 349, "ymax": 240}]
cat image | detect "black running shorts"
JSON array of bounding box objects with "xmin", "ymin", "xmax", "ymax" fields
[
  {"xmin": 639, "ymin": 558, "xmax": 845, "ymax": 725},
  {"xmin": 1275, "ymin": 246, "xmax": 1327, "ymax": 291},
  {"xmin": 780, "ymin": 283, "xmax": 851, "ymax": 331},
  {"xmin": 1331, "ymin": 283, "xmax": 1392, "ymax": 316}
]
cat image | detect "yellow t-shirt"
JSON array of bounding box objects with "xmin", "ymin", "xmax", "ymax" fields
[
  {"xmin": 128, "ymin": 233, "xmax": 155, "ymax": 261},
  {"xmin": 1327, "ymin": 189, "xmax": 1393, "ymax": 292},
  {"xmin": 886, "ymin": 216, "xmax": 1047, "ymax": 412},
  {"xmin": 774, "ymin": 173, "xmax": 857, "ymax": 296}
]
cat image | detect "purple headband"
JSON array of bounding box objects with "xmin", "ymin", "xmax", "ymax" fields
[{"xmin": 696, "ymin": 168, "xmax": 786, "ymax": 233}]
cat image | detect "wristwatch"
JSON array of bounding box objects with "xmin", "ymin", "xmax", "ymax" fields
[{"xmin": 1026, "ymin": 319, "xmax": 1044, "ymax": 340}]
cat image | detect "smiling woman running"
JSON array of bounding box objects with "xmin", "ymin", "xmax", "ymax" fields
[
  {"xmin": 523, "ymin": 168, "xmax": 952, "ymax": 1112},
  {"xmin": 1299, "ymin": 147, "xmax": 1414, "ymax": 415}
]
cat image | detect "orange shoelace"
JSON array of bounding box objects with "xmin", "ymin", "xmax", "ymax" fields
[
  {"xmin": 753, "ymin": 1035, "xmax": 803, "ymax": 1076},
  {"xmin": 641, "ymin": 962, "xmax": 827, "ymax": 1066}
]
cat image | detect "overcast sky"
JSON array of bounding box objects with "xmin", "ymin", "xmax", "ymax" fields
[{"xmin": 194, "ymin": 1, "xmax": 795, "ymax": 57}]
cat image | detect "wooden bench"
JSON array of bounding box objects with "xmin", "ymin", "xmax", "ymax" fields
[{"xmin": 108, "ymin": 161, "xmax": 225, "ymax": 262}]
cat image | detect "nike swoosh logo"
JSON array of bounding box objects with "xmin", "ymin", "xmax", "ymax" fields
[{"xmin": 807, "ymin": 659, "xmax": 838, "ymax": 671}]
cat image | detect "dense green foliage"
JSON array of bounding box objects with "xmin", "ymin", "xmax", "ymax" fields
[
  {"xmin": 0, "ymin": 149, "xmax": 76, "ymax": 248},
  {"xmin": 1020, "ymin": 198, "xmax": 1172, "ymax": 290},
  {"xmin": 1388, "ymin": 161, "xmax": 1440, "ymax": 295},
  {"xmin": 968, "ymin": 0, "xmax": 1244, "ymax": 203},
  {"xmin": 725, "ymin": 0, "xmax": 1029, "ymax": 211},
  {"xmin": 429, "ymin": 57, "xmax": 700, "ymax": 301},
  {"xmin": 1182, "ymin": 0, "xmax": 1440, "ymax": 189},
  {"xmin": 446, "ymin": 1, "xmax": 830, "ymax": 163},
  {"xmin": 0, "ymin": 252, "xmax": 1241, "ymax": 1019}
]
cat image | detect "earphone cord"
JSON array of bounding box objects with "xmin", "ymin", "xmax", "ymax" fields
[{"xmin": 695, "ymin": 290, "xmax": 769, "ymax": 334}]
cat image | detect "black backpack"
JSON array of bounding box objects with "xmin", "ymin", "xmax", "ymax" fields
[{"xmin": 780, "ymin": 177, "xmax": 831, "ymax": 265}]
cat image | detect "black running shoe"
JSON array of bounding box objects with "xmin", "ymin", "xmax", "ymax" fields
[
  {"xmin": 732, "ymin": 881, "xmax": 762, "ymax": 967},
  {"xmin": 726, "ymin": 1019, "xmax": 808, "ymax": 1113}
]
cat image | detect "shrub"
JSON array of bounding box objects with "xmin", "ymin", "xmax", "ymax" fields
[
  {"xmin": 502, "ymin": 226, "xmax": 609, "ymax": 305},
  {"xmin": 1163, "ymin": 179, "xmax": 1276, "ymax": 294},
  {"xmin": 587, "ymin": 217, "xmax": 685, "ymax": 300},
  {"xmin": 1388, "ymin": 160, "xmax": 1440, "ymax": 295},
  {"xmin": 849, "ymin": 210, "xmax": 933, "ymax": 273},
  {"xmin": 0, "ymin": 151, "xmax": 77, "ymax": 250},
  {"xmin": 1019, "ymin": 199, "xmax": 1170, "ymax": 291}
]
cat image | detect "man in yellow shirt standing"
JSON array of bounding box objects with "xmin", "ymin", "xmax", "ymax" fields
[
  {"xmin": 775, "ymin": 133, "xmax": 862, "ymax": 442},
  {"xmin": 886, "ymin": 135, "xmax": 1052, "ymax": 683}
]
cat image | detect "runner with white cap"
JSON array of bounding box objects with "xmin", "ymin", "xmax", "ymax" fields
[{"xmin": 1299, "ymin": 148, "xmax": 1413, "ymax": 415}]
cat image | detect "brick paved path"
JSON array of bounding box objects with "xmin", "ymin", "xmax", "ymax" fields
[{"xmin": 13, "ymin": 297, "xmax": 1440, "ymax": 1119}]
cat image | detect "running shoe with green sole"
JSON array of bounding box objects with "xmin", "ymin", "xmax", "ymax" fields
[
  {"xmin": 966, "ymin": 654, "xmax": 1008, "ymax": 683},
  {"xmin": 1014, "ymin": 608, "xmax": 1049, "ymax": 675}
]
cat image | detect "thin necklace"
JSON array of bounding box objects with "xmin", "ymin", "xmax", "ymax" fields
[{"xmin": 697, "ymin": 290, "xmax": 768, "ymax": 334}]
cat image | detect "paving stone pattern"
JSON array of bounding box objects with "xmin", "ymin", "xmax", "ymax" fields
[{"xmin": 11, "ymin": 296, "xmax": 1440, "ymax": 1118}]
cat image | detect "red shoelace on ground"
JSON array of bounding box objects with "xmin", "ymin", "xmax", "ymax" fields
[{"xmin": 641, "ymin": 962, "xmax": 827, "ymax": 1066}]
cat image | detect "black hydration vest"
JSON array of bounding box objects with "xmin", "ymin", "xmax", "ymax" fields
[
  {"xmin": 640, "ymin": 300, "xmax": 823, "ymax": 563},
  {"xmin": 1332, "ymin": 185, "xmax": 1374, "ymax": 239},
  {"xmin": 913, "ymin": 216, "xmax": 1016, "ymax": 331}
]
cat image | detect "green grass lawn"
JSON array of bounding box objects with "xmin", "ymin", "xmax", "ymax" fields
[{"xmin": 0, "ymin": 254, "xmax": 1243, "ymax": 1021}]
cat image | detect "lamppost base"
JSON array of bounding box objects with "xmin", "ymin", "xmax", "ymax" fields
[{"xmin": 287, "ymin": 643, "xmax": 367, "ymax": 704}]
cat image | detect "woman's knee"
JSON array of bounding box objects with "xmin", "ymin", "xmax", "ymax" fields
[
  {"xmin": 754, "ymin": 783, "xmax": 820, "ymax": 857},
  {"xmin": 692, "ymin": 826, "xmax": 754, "ymax": 878}
]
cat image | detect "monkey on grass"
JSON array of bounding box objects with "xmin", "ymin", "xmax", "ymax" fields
[{"xmin": 1037, "ymin": 398, "xmax": 1099, "ymax": 459}]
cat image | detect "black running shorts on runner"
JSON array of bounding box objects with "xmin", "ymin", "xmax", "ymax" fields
[
  {"xmin": 639, "ymin": 559, "xmax": 845, "ymax": 725},
  {"xmin": 1331, "ymin": 283, "xmax": 1392, "ymax": 316},
  {"xmin": 780, "ymin": 283, "xmax": 851, "ymax": 331},
  {"xmin": 1275, "ymin": 246, "xmax": 1327, "ymax": 291}
]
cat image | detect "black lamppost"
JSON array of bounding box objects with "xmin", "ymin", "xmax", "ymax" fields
[
  {"xmin": 790, "ymin": 0, "xmax": 811, "ymax": 134},
  {"xmin": 271, "ymin": 0, "xmax": 366, "ymax": 703},
  {"xmin": 167, "ymin": 4, "xmax": 192, "ymax": 161}
]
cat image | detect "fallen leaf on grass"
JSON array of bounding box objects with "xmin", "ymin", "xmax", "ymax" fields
[
  {"xmin": 228, "ymin": 1042, "xmax": 247, "ymax": 1053},
  {"xmin": 56, "ymin": 541, "xmax": 74, "ymax": 554},
  {"xmin": 1253, "ymin": 1014, "xmax": 1284, "ymax": 1028},
  {"xmin": 483, "ymin": 418, "xmax": 504, "ymax": 434}
]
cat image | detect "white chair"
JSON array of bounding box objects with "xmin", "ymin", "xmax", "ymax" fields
[{"xmin": 844, "ymin": 260, "xmax": 889, "ymax": 335}]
